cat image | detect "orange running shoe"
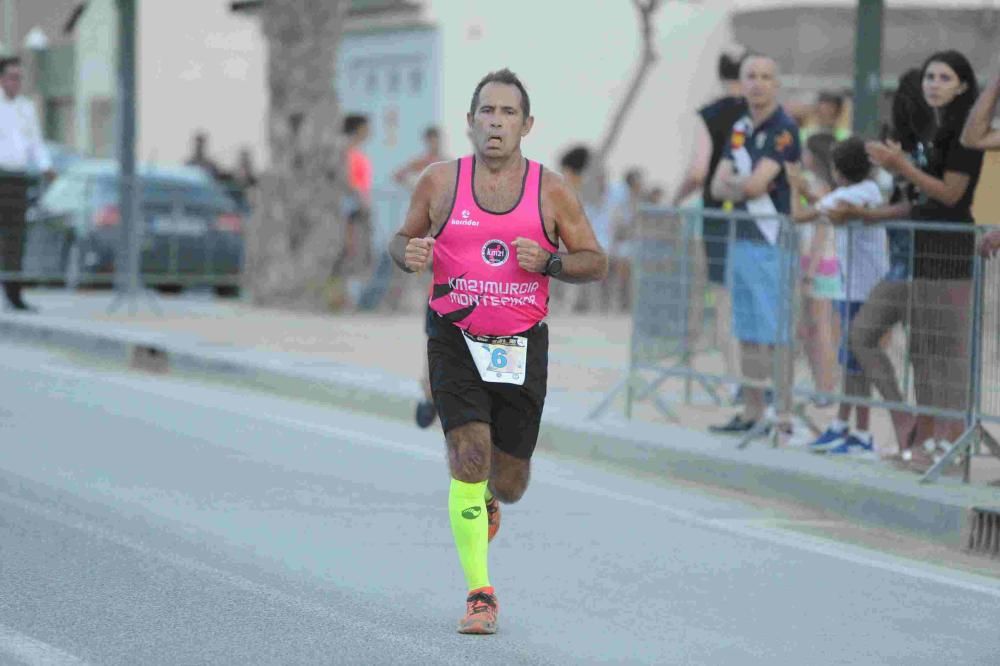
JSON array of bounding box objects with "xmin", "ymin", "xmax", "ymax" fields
[
  {"xmin": 486, "ymin": 496, "xmax": 501, "ymax": 542},
  {"xmin": 457, "ymin": 587, "xmax": 498, "ymax": 635}
]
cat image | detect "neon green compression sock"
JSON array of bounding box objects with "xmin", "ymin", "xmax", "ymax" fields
[
  {"xmin": 484, "ymin": 486, "xmax": 493, "ymax": 502},
  {"xmin": 449, "ymin": 478, "xmax": 490, "ymax": 591}
]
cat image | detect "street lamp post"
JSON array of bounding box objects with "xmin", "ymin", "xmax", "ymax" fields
[
  {"xmin": 852, "ymin": 0, "xmax": 884, "ymax": 137},
  {"xmin": 110, "ymin": 0, "xmax": 143, "ymax": 313}
]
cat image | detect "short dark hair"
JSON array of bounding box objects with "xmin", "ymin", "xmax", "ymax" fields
[
  {"xmin": 559, "ymin": 145, "xmax": 590, "ymax": 174},
  {"xmin": 718, "ymin": 51, "xmax": 743, "ymax": 82},
  {"xmin": 817, "ymin": 91, "xmax": 844, "ymax": 114},
  {"xmin": 343, "ymin": 114, "xmax": 369, "ymax": 135},
  {"xmin": 469, "ymin": 68, "xmax": 530, "ymax": 118},
  {"xmin": 423, "ymin": 126, "xmax": 440, "ymax": 140},
  {"xmin": 624, "ymin": 168, "xmax": 643, "ymax": 188},
  {"xmin": 0, "ymin": 57, "xmax": 21, "ymax": 75},
  {"xmin": 831, "ymin": 137, "xmax": 871, "ymax": 184}
]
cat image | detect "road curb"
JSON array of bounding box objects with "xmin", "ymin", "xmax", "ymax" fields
[{"xmin": 2, "ymin": 312, "xmax": 996, "ymax": 549}]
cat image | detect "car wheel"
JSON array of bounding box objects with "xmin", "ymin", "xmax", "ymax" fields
[{"xmin": 156, "ymin": 284, "xmax": 183, "ymax": 295}]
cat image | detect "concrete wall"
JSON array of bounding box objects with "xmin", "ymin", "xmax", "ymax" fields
[
  {"xmin": 137, "ymin": 0, "xmax": 268, "ymax": 170},
  {"xmin": 73, "ymin": 0, "xmax": 115, "ymax": 157}
]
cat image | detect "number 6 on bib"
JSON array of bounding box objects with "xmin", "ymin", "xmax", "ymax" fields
[{"xmin": 461, "ymin": 331, "xmax": 528, "ymax": 386}]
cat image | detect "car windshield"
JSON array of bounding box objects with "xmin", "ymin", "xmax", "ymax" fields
[{"xmin": 94, "ymin": 176, "xmax": 235, "ymax": 209}]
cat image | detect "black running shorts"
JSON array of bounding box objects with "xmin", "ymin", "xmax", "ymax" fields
[{"xmin": 426, "ymin": 310, "xmax": 549, "ymax": 460}]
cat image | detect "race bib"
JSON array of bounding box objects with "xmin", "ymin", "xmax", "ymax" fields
[{"xmin": 461, "ymin": 331, "xmax": 528, "ymax": 385}]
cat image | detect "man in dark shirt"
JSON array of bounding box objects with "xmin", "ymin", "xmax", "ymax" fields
[
  {"xmin": 673, "ymin": 51, "xmax": 747, "ymax": 282},
  {"xmin": 672, "ymin": 51, "xmax": 747, "ymax": 394},
  {"xmin": 709, "ymin": 54, "xmax": 801, "ymax": 437}
]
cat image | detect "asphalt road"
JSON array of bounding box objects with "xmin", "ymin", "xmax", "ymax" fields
[{"xmin": 0, "ymin": 341, "xmax": 997, "ymax": 665}]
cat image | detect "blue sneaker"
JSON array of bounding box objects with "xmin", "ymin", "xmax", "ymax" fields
[
  {"xmin": 809, "ymin": 426, "xmax": 848, "ymax": 453},
  {"xmin": 826, "ymin": 434, "xmax": 875, "ymax": 457}
]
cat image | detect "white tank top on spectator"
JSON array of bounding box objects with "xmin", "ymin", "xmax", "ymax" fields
[{"xmin": 817, "ymin": 179, "xmax": 888, "ymax": 302}]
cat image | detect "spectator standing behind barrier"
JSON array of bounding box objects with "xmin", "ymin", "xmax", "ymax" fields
[
  {"xmin": 802, "ymin": 91, "xmax": 850, "ymax": 143},
  {"xmin": 230, "ymin": 147, "xmax": 258, "ymax": 215},
  {"xmin": 794, "ymin": 133, "xmax": 840, "ymax": 407},
  {"xmin": 392, "ymin": 126, "xmax": 448, "ymax": 429},
  {"xmin": 830, "ymin": 69, "xmax": 931, "ymax": 459},
  {"xmin": 185, "ymin": 131, "xmax": 223, "ymax": 180},
  {"xmin": 558, "ymin": 145, "xmax": 611, "ymax": 312},
  {"xmin": 394, "ymin": 126, "xmax": 444, "ymax": 189},
  {"xmin": 672, "ymin": 50, "xmax": 747, "ymax": 398},
  {"xmin": 606, "ymin": 168, "xmax": 643, "ymax": 312},
  {"xmin": 0, "ymin": 56, "xmax": 53, "ymax": 312},
  {"xmin": 334, "ymin": 114, "xmax": 373, "ymax": 308},
  {"xmin": 708, "ymin": 54, "xmax": 801, "ymax": 438},
  {"xmin": 791, "ymin": 138, "xmax": 887, "ymax": 456},
  {"xmin": 836, "ymin": 51, "xmax": 982, "ymax": 469}
]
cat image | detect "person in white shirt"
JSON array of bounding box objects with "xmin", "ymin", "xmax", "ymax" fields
[
  {"xmin": 790, "ymin": 137, "xmax": 887, "ymax": 456},
  {"xmin": 0, "ymin": 56, "xmax": 53, "ymax": 311}
]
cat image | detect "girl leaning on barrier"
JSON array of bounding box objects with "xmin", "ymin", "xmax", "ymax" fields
[
  {"xmin": 830, "ymin": 51, "xmax": 983, "ymax": 471},
  {"xmin": 790, "ymin": 133, "xmax": 840, "ymax": 409}
]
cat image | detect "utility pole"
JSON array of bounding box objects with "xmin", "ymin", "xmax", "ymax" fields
[
  {"xmin": 1, "ymin": 0, "xmax": 14, "ymax": 56},
  {"xmin": 852, "ymin": 0, "xmax": 884, "ymax": 137},
  {"xmin": 110, "ymin": 0, "xmax": 145, "ymax": 313}
]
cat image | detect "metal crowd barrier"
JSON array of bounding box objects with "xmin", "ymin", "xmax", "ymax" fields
[{"xmin": 591, "ymin": 204, "xmax": 1000, "ymax": 484}]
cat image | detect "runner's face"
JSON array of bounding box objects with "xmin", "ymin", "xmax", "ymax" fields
[
  {"xmin": 467, "ymin": 82, "xmax": 533, "ymax": 158},
  {"xmin": 740, "ymin": 57, "xmax": 778, "ymax": 109}
]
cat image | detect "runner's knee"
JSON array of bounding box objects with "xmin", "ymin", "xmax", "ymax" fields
[
  {"xmin": 490, "ymin": 452, "xmax": 530, "ymax": 503},
  {"xmin": 491, "ymin": 480, "xmax": 526, "ymax": 504},
  {"xmin": 446, "ymin": 422, "xmax": 492, "ymax": 482}
]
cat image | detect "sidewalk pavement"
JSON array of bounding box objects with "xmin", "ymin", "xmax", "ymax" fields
[{"xmin": 2, "ymin": 289, "xmax": 998, "ymax": 550}]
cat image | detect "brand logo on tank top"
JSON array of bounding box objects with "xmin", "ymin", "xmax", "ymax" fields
[
  {"xmin": 481, "ymin": 239, "xmax": 509, "ymax": 266},
  {"xmin": 451, "ymin": 209, "xmax": 480, "ymax": 227}
]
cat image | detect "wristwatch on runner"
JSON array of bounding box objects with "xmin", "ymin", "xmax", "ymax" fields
[{"xmin": 542, "ymin": 251, "xmax": 563, "ymax": 277}]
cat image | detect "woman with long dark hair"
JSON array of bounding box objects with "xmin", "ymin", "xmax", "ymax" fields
[
  {"xmin": 834, "ymin": 51, "xmax": 983, "ymax": 468},
  {"xmin": 833, "ymin": 69, "xmax": 929, "ymax": 459}
]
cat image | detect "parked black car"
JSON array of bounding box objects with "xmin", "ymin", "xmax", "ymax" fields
[{"xmin": 22, "ymin": 160, "xmax": 244, "ymax": 296}]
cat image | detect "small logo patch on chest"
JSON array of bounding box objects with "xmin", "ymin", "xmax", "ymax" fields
[{"xmin": 481, "ymin": 239, "xmax": 510, "ymax": 267}]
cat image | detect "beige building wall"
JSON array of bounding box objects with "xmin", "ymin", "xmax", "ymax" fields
[
  {"xmin": 137, "ymin": 0, "xmax": 268, "ymax": 170},
  {"xmin": 74, "ymin": 0, "xmax": 116, "ymax": 157},
  {"xmin": 423, "ymin": 0, "xmax": 737, "ymax": 192}
]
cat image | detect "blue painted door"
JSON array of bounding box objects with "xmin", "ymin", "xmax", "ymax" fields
[{"xmin": 337, "ymin": 25, "xmax": 441, "ymax": 247}]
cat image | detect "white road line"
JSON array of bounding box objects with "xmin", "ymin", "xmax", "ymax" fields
[
  {"xmin": 21, "ymin": 359, "xmax": 1000, "ymax": 600},
  {"xmin": 0, "ymin": 624, "xmax": 91, "ymax": 666}
]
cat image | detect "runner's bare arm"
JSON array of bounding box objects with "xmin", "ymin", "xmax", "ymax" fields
[
  {"xmin": 519, "ymin": 170, "xmax": 607, "ymax": 284},
  {"xmin": 389, "ymin": 163, "xmax": 449, "ymax": 273}
]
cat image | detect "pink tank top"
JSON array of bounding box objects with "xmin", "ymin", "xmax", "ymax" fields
[{"xmin": 430, "ymin": 155, "xmax": 557, "ymax": 336}]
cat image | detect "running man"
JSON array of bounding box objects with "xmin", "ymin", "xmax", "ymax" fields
[{"xmin": 388, "ymin": 68, "xmax": 608, "ymax": 634}]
